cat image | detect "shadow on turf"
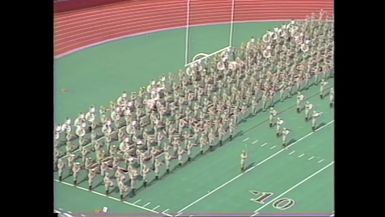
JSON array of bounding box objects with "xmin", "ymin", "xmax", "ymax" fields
[
  {"xmin": 318, "ymin": 122, "xmax": 326, "ymax": 128},
  {"xmin": 287, "ymin": 138, "xmax": 297, "ymax": 146},
  {"xmin": 245, "ymin": 162, "xmax": 256, "ymax": 170},
  {"xmin": 78, "ymin": 176, "xmax": 88, "ymax": 185},
  {"xmin": 94, "ymin": 179, "xmax": 104, "ymax": 189}
]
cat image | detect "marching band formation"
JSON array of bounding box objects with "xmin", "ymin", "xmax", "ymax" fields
[{"xmin": 54, "ymin": 10, "xmax": 334, "ymax": 200}]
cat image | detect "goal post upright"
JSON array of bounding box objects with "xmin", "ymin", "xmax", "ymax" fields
[
  {"xmin": 184, "ymin": 0, "xmax": 191, "ymax": 66},
  {"xmin": 185, "ymin": 0, "xmax": 234, "ymax": 66},
  {"xmin": 229, "ymin": 0, "xmax": 235, "ymax": 47}
]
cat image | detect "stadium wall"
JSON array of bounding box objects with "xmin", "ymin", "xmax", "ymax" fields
[{"xmin": 54, "ymin": 0, "xmax": 334, "ymax": 58}]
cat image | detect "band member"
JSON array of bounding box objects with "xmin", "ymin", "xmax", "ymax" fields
[
  {"xmin": 311, "ymin": 110, "xmax": 323, "ymax": 131},
  {"xmin": 103, "ymin": 173, "xmax": 114, "ymax": 195},
  {"xmin": 329, "ymin": 87, "xmax": 334, "ymax": 108},
  {"xmin": 296, "ymin": 92, "xmax": 305, "ymax": 113},
  {"xmin": 304, "ymin": 101, "xmax": 314, "ymax": 121},
  {"xmin": 57, "ymin": 158, "xmax": 65, "ymax": 181},
  {"xmin": 282, "ymin": 128, "xmax": 290, "ymax": 147},
  {"xmin": 269, "ymin": 107, "xmax": 278, "ymax": 127},
  {"xmin": 240, "ymin": 150, "xmax": 248, "ymax": 172},
  {"xmin": 88, "ymin": 167, "xmax": 97, "ymax": 190},
  {"xmin": 320, "ymin": 79, "xmax": 328, "ymax": 99},
  {"xmin": 276, "ymin": 117, "xmax": 284, "ymax": 137},
  {"xmin": 72, "ymin": 162, "xmax": 81, "ymax": 185}
]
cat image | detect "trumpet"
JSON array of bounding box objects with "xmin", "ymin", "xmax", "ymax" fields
[
  {"xmin": 281, "ymin": 44, "xmax": 288, "ymax": 52},
  {"xmin": 228, "ymin": 61, "xmax": 237, "ymax": 71},
  {"xmin": 300, "ymin": 43, "xmax": 309, "ymax": 53},
  {"xmin": 217, "ymin": 61, "xmax": 225, "ymax": 71},
  {"xmin": 75, "ymin": 126, "xmax": 85, "ymax": 137},
  {"xmin": 263, "ymin": 50, "xmax": 271, "ymax": 59},
  {"xmin": 272, "ymin": 32, "xmax": 278, "ymax": 41},
  {"xmin": 294, "ymin": 35, "xmax": 303, "ymax": 44},
  {"xmin": 263, "ymin": 32, "xmax": 271, "ymax": 43}
]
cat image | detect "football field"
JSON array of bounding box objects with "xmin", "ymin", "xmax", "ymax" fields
[{"xmin": 54, "ymin": 21, "xmax": 334, "ymax": 217}]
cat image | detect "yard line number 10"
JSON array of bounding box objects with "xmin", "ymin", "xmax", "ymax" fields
[{"xmin": 250, "ymin": 190, "xmax": 295, "ymax": 210}]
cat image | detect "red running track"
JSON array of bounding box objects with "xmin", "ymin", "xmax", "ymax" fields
[{"xmin": 54, "ymin": 0, "xmax": 333, "ymax": 58}]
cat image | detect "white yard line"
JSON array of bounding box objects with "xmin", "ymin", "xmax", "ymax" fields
[
  {"xmin": 253, "ymin": 162, "xmax": 334, "ymax": 214},
  {"xmin": 260, "ymin": 142, "xmax": 268, "ymax": 147},
  {"xmin": 242, "ymin": 137, "xmax": 250, "ymax": 142},
  {"xmin": 252, "ymin": 139, "xmax": 259, "ymax": 144},
  {"xmin": 177, "ymin": 121, "xmax": 333, "ymax": 213},
  {"xmin": 289, "ymin": 151, "xmax": 295, "ymax": 155},
  {"xmin": 270, "ymin": 145, "xmax": 277, "ymax": 150},
  {"xmin": 162, "ymin": 212, "xmax": 173, "ymax": 217},
  {"xmin": 108, "ymin": 196, "xmax": 120, "ymax": 201},
  {"xmin": 298, "ymin": 154, "xmax": 305, "ymax": 158}
]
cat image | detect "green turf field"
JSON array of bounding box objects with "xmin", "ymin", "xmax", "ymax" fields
[{"xmin": 54, "ymin": 22, "xmax": 334, "ymax": 217}]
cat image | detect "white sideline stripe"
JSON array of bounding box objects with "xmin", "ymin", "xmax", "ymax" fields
[
  {"xmin": 252, "ymin": 139, "xmax": 259, "ymax": 144},
  {"xmin": 253, "ymin": 162, "xmax": 334, "ymax": 214},
  {"xmin": 133, "ymin": 199, "xmax": 142, "ymax": 204},
  {"xmin": 298, "ymin": 154, "xmax": 305, "ymax": 158},
  {"xmin": 122, "ymin": 201, "xmax": 159, "ymax": 214},
  {"xmin": 162, "ymin": 212, "xmax": 173, "ymax": 217},
  {"xmin": 185, "ymin": 46, "xmax": 230, "ymax": 67},
  {"xmin": 261, "ymin": 142, "xmax": 268, "ymax": 147},
  {"xmin": 57, "ymin": 180, "xmax": 74, "ymax": 187},
  {"xmin": 269, "ymin": 145, "xmax": 277, "ymax": 150},
  {"xmin": 108, "ymin": 196, "xmax": 120, "ymax": 201},
  {"xmin": 289, "ymin": 151, "xmax": 295, "ymax": 155},
  {"xmin": 177, "ymin": 120, "xmax": 333, "ymax": 213},
  {"xmin": 54, "ymin": 179, "xmax": 159, "ymax": 214},
  {"xmin": 242, "ymin": 137, "xmax": 250, "ymax": 142}
]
